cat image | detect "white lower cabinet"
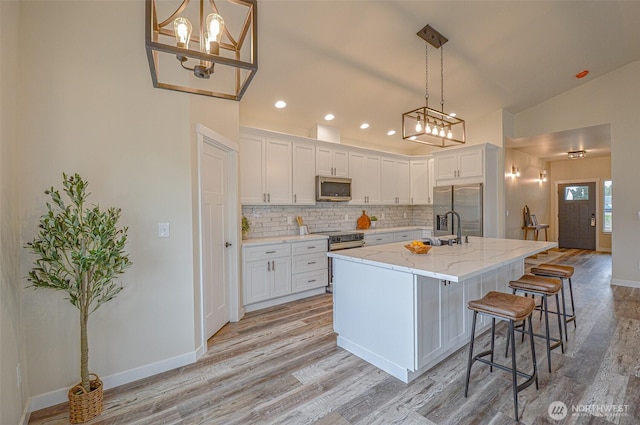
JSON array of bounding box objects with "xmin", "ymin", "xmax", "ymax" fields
[
  {"xmin": 393, "ymin": 230, "xmax": 422, "ymax": 242},
  {"xmin": 416, "ymin": 277, "xmax": 467, "ymax": 369},
  {"xmin": 364, "ymin": 232, "xmax": 395, "ymax": 246},
  {"xmin": 243, "ymin": 240, "xmax": 328, "ymax": 309}
]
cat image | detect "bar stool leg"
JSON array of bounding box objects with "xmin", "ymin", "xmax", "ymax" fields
[
  {"xmin": 527, "ymin": 317, "xmax": 539, "ymax": 390},
  {"xmin": 555, "ymin": 293, "xmax": 564, "ymax": 353},
  {"xmin": 509, "ymin": 320, "xmax": 519, "ymax": 420},
  {"xmin": 490, "ymin": 318, "xmax": 495, "ymax": 373},
  {"xmin": 567, "ymin": 277, "xmax": 577, "ymax": 329},
  {"xmin": 465, "ymin": 311, "xmax": 479, "ymax": 397},
  {"xmin": 560, "ymin": 282, "xmax": 569, "ymax": 341}
]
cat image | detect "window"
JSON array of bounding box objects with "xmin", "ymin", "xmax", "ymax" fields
[
  {"xmin": 603, "ymin": 180, "xmax": 612, "ymax": 233},
  {"xmin": 564, "ymin": 185, "xmax": 589, "ymax": 201}
]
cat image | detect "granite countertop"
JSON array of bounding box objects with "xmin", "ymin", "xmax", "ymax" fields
[{"xmin": 328, "ymin": 237, "xmax": 557, "ymax": 282}]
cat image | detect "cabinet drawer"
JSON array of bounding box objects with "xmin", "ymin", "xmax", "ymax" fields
[
  {"xmin": 364, "ymin": 233, "xmax": 395, "ymax": 246},
  {"xmin": 393, "ymin": 231, "xmax": 421, "ymax": 242},
  {"xmin": 291, "ymin": 240, "xmax": 328, "ymax": 256},
  {"xmin": 244, "ymin": 243, "xmax": 291, "ymax": 262},
  {"xmin": 292, "ymin": 252, "xmax": 328, "ymax": 274},
  {"xmin": 292, "ymin": 269, "xmax": 328, "ymax": 293}
]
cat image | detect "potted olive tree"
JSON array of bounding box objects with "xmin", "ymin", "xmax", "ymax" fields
[{"xmin": 25, "ymin": 173, "xmax": 132, "ymax": 423}]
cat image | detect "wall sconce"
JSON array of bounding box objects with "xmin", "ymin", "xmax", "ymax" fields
[
  {"xmin": 539, "ymin": 170, "xmax": 547, "ymax": 182},
  {"xmin": 511, "ymin": 165, "xmax": 520, "ymax": 178},
  {"xmin": 567, "ymin": 150, "xmax": 586, "ymax": 159}
]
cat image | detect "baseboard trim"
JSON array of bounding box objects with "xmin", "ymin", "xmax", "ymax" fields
[
  {"xmin": 611, "ymin": 278, "xmax": 640, "ymax": 289},
  {"xmin": 28, "ymin": 350, "xmax": 197, "ymax": 412}
]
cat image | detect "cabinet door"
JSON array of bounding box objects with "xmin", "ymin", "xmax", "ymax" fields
[
  {"xmin": 271, "ymin": 256, "xmax": 292, "ymax": 298},
  {"xmin": 396, "ymin": 160, "xmax": 410, "ymax": 204},
  {"xmin": 380, "ymin": 157, "xmax": 397, "ymax": 204},
  {"xmin": 293, "ymin": 142, "xmax": 316, "ymax": 205},
  {"xmin": 265, "ymin": 138, "xmax": 292, "ymax": 204},
  {"xmin": 244, "ymin": 260, "xmax": 270, "ymax": 304},
  {"xmin": 393, "ymin": 230, "xmax": 421, "ymax": 242},
  {"xmin": 410, "ymin": 160, "xmax": 429, "ymax": 205},
  {"xmin": 348, "ymin": 152, "xmax": 366, "ymax": 204},
  {"xmin": 333, "ymin": 148, "xmax": 349, "ymax": 177},
  {"xmin": 364, "ymin": 232, "xmax": 395, "ymax": 246},
  {"xmin": 417, "ymin": 277, "xmax": 444, "ymax": 368},
  {"xmin": 364, "ymin": 155, "xmax": 381, "ymax": 204},
  {"xmin": 239, "ymin": 135, "xmax": 266, "ymax": 204},
  {"xmin": 443, "ymin": 281, "xmax": 467, "ymax": 348},
  {"xmin": 433, "ymin": 151, "xmax": 458, "ymax": 181},
  {"xmin": 427, "ymin": 157, "xmax": 435, "ymax": 204},
  {"xmin": 458, "ymin": 148, "xmax": 483, "ymax": 180},
  {"xmin": 316, "ymin": 146, "xmax": 333, "ymax": 176}
]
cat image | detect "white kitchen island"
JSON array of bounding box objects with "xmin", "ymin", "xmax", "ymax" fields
[{"xmin": 329, "ymin": 237, "xmax": 557, "ymax": 383}]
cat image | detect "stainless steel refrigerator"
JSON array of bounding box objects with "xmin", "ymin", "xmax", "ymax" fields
[{"xmin": 433, "ymin": 184, "xmax": 483, "ymax": 237}]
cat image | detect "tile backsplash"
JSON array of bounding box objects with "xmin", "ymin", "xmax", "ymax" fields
[{"xmin": 242, "ymin": 204, "xmax": 433, "ymax": 239}]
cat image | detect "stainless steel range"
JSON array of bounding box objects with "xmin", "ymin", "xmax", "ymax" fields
[{"xmin": 314, "ymin": 230, "xmax": 365, "ymax": 292}]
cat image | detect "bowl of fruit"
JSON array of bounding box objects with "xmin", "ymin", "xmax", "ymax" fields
[{"xmin": 404, "ymin": 240, "xmax": 431, "ymax": 254}]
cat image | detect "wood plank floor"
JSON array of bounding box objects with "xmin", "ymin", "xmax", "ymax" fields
[{"xmin": 29, "ymin": 249, "xmax": 640, "ymax": 424}]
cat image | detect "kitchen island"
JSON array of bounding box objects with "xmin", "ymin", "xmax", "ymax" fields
[{"xmin": 328, "ymin": 237, "xmax": 557, "ymax": 383}]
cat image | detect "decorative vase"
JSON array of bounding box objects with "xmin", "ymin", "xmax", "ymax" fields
[
  {"xmin": 68, "ymin": 373, "xmax": 104, "ymax": 423},
  {"xmin": 356, "ymin": 210, "xmax": 371, "ymax": 229},
  {"xmin": 370, "ymin": 221, "xmax": 377, "ymax": 228}
]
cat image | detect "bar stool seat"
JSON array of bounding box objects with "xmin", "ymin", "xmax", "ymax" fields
[
  {"xmin": 530, "ymin": 263, "xmax": 576, "ymax": 341},
  {"xmin": 508, "ymin": 275, "xmax": 564, "ymax": 373},
  {"xmin": 465, "ymin": 291, "xmax": 538, "ymax": 421}
]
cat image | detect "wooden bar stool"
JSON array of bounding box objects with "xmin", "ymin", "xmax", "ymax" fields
[
  {"xmin": 530, "ymin": 263, "xmax": 576, "ymax": 341},
  {"xmin": 465, "ymin": 291, "xmax": 538, "ymax": 421},
  {"xmin": 507, "ymin": 275, "xmax": 564, "ymax": 373}
]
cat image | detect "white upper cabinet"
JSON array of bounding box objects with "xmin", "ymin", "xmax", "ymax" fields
[
  {"xmin": 316, "ymin": 146, "xmax": 349, "ymax": 177},
  {"xmin": 410, "ymin": 158, "xmax": 431, "ymax": 205},
  {"xmin": 349, "ymin": 151, "xmax": 381, "ymax": 204},
  {"xmin": 381, "ymin": 156, "xmax": 410, "ymax": 205},
  {"xmin": 292, "ymin": 142, "xmax": 316, "ymax": 205},
  {"xmin": 239, "ymin": 133, "xmax": 292, "ymax": 205},
  {"xmin": 433, "ymin": 145, "xmax": 483, "ymax": 183}
]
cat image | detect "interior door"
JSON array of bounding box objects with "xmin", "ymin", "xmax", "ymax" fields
[
  {"xmin": 201, "ymin": 142, "xmax": 230, "ymax": 339},
  {"xmin": 558, "ymin": 182, "xmax": 596, "ymax": 249}
]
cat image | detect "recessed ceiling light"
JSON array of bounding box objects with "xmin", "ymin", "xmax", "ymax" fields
[
  {"xmin": 274, "ymin": 100, "xmax": 287, "ymax": 109},
  {"xmin": 387, "ymin": 130, "xmax": 396, "ymax": 136},
  {"xmin": 576, "ymin": 70, "xmax": 589, "ymax": 79},
  {"xmin": 324, "ymin": 113, "xmax": 335, "ymax": 121},
  {"xmin": 360, "ymin": 123, "xmax": 370, "ymax": 130}
]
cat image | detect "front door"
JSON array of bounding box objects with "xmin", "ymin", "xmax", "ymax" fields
[
  {"xmin": 558, "ymin": 182, "xmax": 596, "ymax": 249},
  {"xmin": 201, "ymin": 142, "xmax": 230, "ymax": 339}
]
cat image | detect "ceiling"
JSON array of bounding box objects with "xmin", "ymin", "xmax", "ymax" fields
[{"xmin": 237, "ymin": 1, "xmax": 640, "ymax": 158}]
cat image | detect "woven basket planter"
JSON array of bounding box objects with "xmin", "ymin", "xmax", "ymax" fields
[{"xmin": 68, "ymin": 373, "xmax": 104, "ymax": 423}]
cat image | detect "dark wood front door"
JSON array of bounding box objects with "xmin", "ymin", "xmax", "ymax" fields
[{"xmin": 558, "ymin": 182, "xmax": 596, "ymax": 249}]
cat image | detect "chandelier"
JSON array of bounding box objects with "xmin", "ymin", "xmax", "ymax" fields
[
  {"xmin": 145, "ymin": 0, "xmax": 257, "ymax": 100},
  {"xmin": 402, "ymin": 25, "xmax": 465, "ymax": 147}
]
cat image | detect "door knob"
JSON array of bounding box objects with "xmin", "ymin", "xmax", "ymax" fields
[{"xmin": 225, "ymin": 242, "xmax": 232, "ymax": 247}]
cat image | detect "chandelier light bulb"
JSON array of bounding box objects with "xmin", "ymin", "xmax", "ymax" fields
[
  {"xmin": 439, "ymin": 128, "xmax": 446, "ymax": 137},
  {"xmin": 447, "ymin": 128, "xmax": 453, "ymax": 139},
  {"xmin": 174, "ymin": 17, "xmax": 192, "ymax": 49},
  {"xmin": 432, "ymin": 126, "xmax": 439, "ymax": 135},
  {"xmin": 425, "ymin": 121, "xmax": 431, "ymax": 133},
  {"xmin": 415, "ymin": 116, "xmax": 423, "ymax": 132},
  {"xmin": 205, "ymin": 13, "xmax": 224, "ymax": 55}
]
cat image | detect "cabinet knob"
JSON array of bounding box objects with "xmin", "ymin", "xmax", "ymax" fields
[{"xmin": 225, "ymin": 242, "xmax": 232, "ymax": 247}]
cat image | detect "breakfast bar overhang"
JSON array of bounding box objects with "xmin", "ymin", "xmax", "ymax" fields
[{"xmin": 329, "ymin": 237, "xmax": 557, "ymax": 383}]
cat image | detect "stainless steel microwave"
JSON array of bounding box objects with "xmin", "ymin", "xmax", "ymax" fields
[{"xmin": 316, "ymin": 176, "xmax": 352, "ymax": 202}]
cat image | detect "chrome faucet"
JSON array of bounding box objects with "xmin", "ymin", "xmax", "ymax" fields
[{"xmin": 444, "ymin": 210, "xmax": 462, "ymax": 244}]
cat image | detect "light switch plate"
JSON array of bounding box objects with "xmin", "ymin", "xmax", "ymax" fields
[{"xmin": 158, "ymin": 222, "xmax": 170, "ymax": 238}]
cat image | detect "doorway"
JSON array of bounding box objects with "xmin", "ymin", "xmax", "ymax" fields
[
  {"xmin": 557, "ymin": 182, "xmax": 596, "ymax": 249},
  {"xmin": 197, "ymin": 124, "xmax": 241, "ymax": 356}
]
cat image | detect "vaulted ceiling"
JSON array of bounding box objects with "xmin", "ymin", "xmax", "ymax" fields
[{"xmin": 238, "ymin": 1, "xmax": 640, "ymax": 157}]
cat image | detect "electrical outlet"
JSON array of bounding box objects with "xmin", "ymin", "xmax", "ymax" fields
[
  {"xmin": 638, "ymin": 261, "xmax": 640, "ymax": 271},
  {"xmin": 381, "ymin": 213, "xmax": 385, "ymax": 220},
  {"xmin": 345, "ymin": 214, "xmax": 349, "ymax": 221},
  {"xmin": 287, "ymin": 216, "xmax": 292, "ymax": 225},
  {"xmin": 404, "ymin": 212, "xmax": 407, "ymax": 218}
]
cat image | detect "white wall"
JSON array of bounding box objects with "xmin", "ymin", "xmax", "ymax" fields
[
  {"xmin": 15, "ymin": 0, "xmax": 240, "ymax": 411},
  {"xmin": 515, "ymin": 60, "xmax": 640, "ymax": 286},
  {"xmin": 1, "ymin": 1, "xmax": 28, "ymax": 423}
]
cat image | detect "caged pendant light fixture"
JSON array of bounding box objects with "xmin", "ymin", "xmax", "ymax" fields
[
  {"xmin": 145, "ymin": 0, "xmax": 257, "ymax": 101},
  {"xmin": 402, "ymin": 25, "xmax": 465, "ymax": 147}
]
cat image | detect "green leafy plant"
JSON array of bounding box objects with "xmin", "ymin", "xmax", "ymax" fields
[
  {"xmin": 370, "ymin": 215, "xmax": 378, "ymax": 221},
  {"xmin": 25, "ymin": 173, "xmax": 132, "ymax": 392},
  {"xmin": 242, "ymin": 216, "xmax": 251, "ymax": 235}
]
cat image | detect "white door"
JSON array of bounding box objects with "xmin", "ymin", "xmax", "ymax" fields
[{"xmin": 201, "ymin": 143, "xmax": 230, "ymax": 339}]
